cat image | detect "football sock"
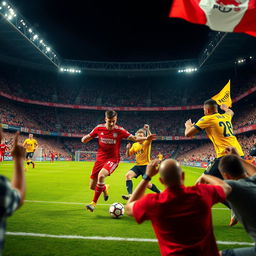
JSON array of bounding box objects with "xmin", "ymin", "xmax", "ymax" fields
[
  {"xmin": 93, "ymin": 183, "xmax": 106, "ymax": 203},
  {"xmin": 150, "ymin": 184, "xmax": 161, "ymax": 193},
  {"xmin": 126, "ymin": 180, "xmax": 133, "ymax": 194}
]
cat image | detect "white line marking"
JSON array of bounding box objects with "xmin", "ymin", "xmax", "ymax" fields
[
  {"xmin": 24, "ymin": 200, "xmax": 229, "ymax": 210},
  {"xmin": 6, "ymin": 232, "xmax": 254, "ymax": 246}
]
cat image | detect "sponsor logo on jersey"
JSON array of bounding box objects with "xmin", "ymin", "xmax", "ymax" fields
[{"xmin": 100, "ymin": 138, "xmax": 116, "ymax": 144}]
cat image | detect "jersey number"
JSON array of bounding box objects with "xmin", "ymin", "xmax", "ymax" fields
[{"xmin": 219, "ymin": 121, "xmax": 234, "ymax": 137}]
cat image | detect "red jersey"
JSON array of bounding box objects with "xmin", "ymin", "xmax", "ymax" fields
[
  {"xmin": 0, "ymin": 144, "xmax": 8, "ymax": 154},
  {"xmin": 50, "ymin": 153, "xmax": 55, "ymax": 158},
  {"xmin": 89, "ymin": 124, "xmax": 131, "ymax": 162},
  {"xmin": 133, "ymin": 184, "xmax": 225, "ymax": 256}
]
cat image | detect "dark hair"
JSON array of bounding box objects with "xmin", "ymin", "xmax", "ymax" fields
[
  {"xmin": 105, "ymin": 110, "xmax": 117, "ymax": 119},
  {"xmin": 204, "ymin": 99, "xmax": 218, "ymax": 107},
  {"xmin": 219, "ymin": 155, "xmax": 245, "ymax": 178}
]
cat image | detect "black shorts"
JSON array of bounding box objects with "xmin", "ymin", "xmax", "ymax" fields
[
  {"xmin": 26, "ymin": 152, "xmax": 34, "ymax": 159},
  {"xmin": 204, "ymin": 157, "xmax": 223, "ymax": 179},
  {"xmin": 130, "ymin": 165, "xmax": 147, "ymax": 178},
  {"xmin": 204, "ymin": 156, "xmax": 244, "ymax": 179}
]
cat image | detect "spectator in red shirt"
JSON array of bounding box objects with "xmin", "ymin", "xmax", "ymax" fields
[{"xmin": 125, "ymin": 159, "xmax": 230, "ymax": 256}]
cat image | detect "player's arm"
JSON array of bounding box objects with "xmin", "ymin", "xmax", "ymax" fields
[
  {"xmin": 81, "ymin": 126, "xmax": 99, "ymax": 144},
  {"xmin": 34, "ymin": 141, "xmax": 38, "ymax": 151},
  {"xmin": 128, "ymin": 134, "xmax": 156, "ymax": 143},
  {"xmin": 126, "ymin": 143, "xmax": 133, "ymax": 157},
  {"xmin": 125, "ymin": 159, "xmax": 160, "ymax": 216},
  {"xmin": 81, "ymin": 134, "xmax": 93, "ymax": 144},
  {"xmin": 184, "ymin": 119, "xmax": 199, "ymax": 137},
  {"xmin": 197, "ymin": 174, "xmax": 232, "ymax": 196},
  {"xmin": 220, "ymin": 104, "xmax": 234, "ymax": 117}
]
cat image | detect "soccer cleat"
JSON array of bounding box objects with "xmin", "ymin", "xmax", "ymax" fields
[
  {"xmin": 229, "ymin": 216, "xmax": 238, "ymax": 227},
  {"xmin": 32, "ymin": 162, "xmax": 35, "ymax": 168},
  {"xmin": 85, "ymin": 201, "xmax": 96, "ymax": 212},
  {"xmin": 103, "ymin": 184, "xmax": 110, "ymax": 201},
  {"xmin": 122, "ymin": 194, "xmax": 131, "ymax": 200}
]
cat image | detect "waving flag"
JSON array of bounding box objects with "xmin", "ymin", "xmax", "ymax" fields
[
  {"xmin": 169, "ymin": 0, "xmax": 256, "ymax": 37},
  {"xmin": 212, "ymin": 80, "xmax": 232, "ymax": 107}
]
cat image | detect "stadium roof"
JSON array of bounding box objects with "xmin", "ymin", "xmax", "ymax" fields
[{"xmin": 0, "ymin": 0, "xmax": 256, "ymax": 73}]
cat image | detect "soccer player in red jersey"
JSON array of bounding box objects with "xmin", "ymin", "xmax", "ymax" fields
[
  {"xmin": 0, "ymin": 139, "xmax": 8, "ymax": 162},
  {"xmin": 50, "ymin": 152, "xmax": 55, "ymax": 163},
  {"xmin": 81, "ymin": 110, "xmax": 156, "ymax": 212}
]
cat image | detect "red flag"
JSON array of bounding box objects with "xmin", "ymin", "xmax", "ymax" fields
[{"xmin": 169, "ymin": 0, "xmax": 256, "ymax": 37}]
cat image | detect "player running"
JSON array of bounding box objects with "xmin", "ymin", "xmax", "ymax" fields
[
  {"xmin": 122, "ymin": 124, "xmax": 160, "ymax": 200},
  {"xmin": 185, "ymin": 100, "xmax": 244, "ymax": 225},
  {"xmin": 23, "ymin": 134, "xmax": 38, "ymax": 169},
  {"xmin": 81, "ymin": 110, "xmax": 156, "ymax": 212}
]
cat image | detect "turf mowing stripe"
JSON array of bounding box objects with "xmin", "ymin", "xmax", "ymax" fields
[
  {"xmin": 6, "ymin": 232, "xmax": 254, "ymax": 246},
  {"xmin": 25, "ymin": 200, "xmax": 229, "ymax": 210},
  {"xmin": 25, "ymin": 200, "xmax": 110, "ymax": 206}
]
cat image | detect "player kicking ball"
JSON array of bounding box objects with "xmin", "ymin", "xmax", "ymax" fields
[
  {"xmin": 81, "ymin": 110, "xmax": 156, "ymax": 212},
  {"xmin": 122, "ymin": 124, "xmax": 160, "ymax": 200}
]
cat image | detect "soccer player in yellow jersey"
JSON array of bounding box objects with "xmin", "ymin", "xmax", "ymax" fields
[
  {"xmin": 185, "ymin": 99, "xmax": 244, "ymax": 226},
  {"xmin": 122, "ymin": 124, "xmax": 160, "ymax": 200},
  {"xmin": 157, "ymin": 152, "xmax": 163, "ymax": 161},
  {"xmin": 185, "ymin": 99, "xmax": 243, "ymax": 178},
  {"xmin": 23, "ymin": 134, "xmax": 38, "ymax": 169}
]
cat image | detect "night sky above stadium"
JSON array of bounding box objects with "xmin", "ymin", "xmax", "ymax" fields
[{"xmin": 11, "ymin": 0, "xmax": 210, "ymax": 61}]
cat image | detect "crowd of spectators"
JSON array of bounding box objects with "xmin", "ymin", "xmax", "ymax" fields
[
  {"xmin": 1, "ymin": 95, "xmax": 256, "ymax": 138},
  {"xmin": 177, "ymin": 133, "xmax": 256, "ymax": 162},
  {"xmin": 1, "ymin": 63, "xmax": 256, "ymax": 108}
]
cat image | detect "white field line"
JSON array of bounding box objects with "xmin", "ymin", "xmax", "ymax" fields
[
  {"xmin": 24, "ymin": 199, "xmax": 229, "ymax": 210},
  {"xmin": 6, "ymin": 232, "xmax": 254, "ymax": 246}
]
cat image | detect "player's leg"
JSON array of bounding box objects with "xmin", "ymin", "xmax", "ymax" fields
[
  {"xmin": 204, "ymin": 158, "xmax": 223, "ymax": 179},
  {"xmin": 205, "ymin": 157, "xmax": 238, "ymax": 226},
  {"xmin": 89, "ymin": 178, "xmax": 97, "ymax": 191},
  {"xmin": 25, "ymin": 153, "xmax": 31, "ymax": 170},
  {"xmin": 122, "ymin": 170, "xmax": 137, "ymax": 200},
  {"xmin": 138, "ymin": 165, "xmax": 160, "ymax": 193},
  {"xmin": 86, "ymin": 168, "xmax": 109, "ymax": 212},
  {"xmin": 147, "ymin": 182, "xmax": 161, "ymax": 193},
  {"xmin": 30, "ymin": 152, "xmax": 35, "ymax": 168},
  {"xmin": 86, "ymin": 161, "xmax": 118, "ymax": 212}
]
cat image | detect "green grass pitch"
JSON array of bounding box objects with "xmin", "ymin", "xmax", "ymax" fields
[{"xmin": 0, "ymin": 161, "xmax": 253, "ymax": 256}]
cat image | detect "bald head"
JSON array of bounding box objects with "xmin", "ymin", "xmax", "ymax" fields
[{"xmin": 159, "ymin": 159, "xmax": 184, "ymax": 187}]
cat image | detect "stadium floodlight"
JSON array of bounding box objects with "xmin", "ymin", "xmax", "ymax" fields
[
  {"xmin": 46, "ymin": 47, "xmax": 51, "ymax": 52},
  {"xmin": 178, "ymin": 67, "xmax": 198, "ymax": 73},
  {"xmin": 237, "ymin": 59, "xmax": 246, "ymax": 64},
  {"xmin": 33, "ymin": 34, "xmax": 38, "ymax": 40},
  {"xmin": 59, "ymin": 67, "xmax": 82, "ymax": 74},
  {"xmin": 28, "ymin": 28, "xmax": 32, "ymax": 33},
  {"xmin": 2, "ymin": 1, "xmax": 6, "ymax": 6}
]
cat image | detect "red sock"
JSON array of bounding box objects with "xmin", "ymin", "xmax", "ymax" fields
[{"xmin": 93, "ymin": 183, "xmax": 106, "ymax": 203}]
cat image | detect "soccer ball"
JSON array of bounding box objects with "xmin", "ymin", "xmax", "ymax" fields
[{"xmin": 109, "ymin": 202, "xmax": 124, "ymax": 218}]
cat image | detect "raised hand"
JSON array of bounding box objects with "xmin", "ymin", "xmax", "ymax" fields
[{"xmin": 11, "ymin": 132, "xmax": 25, "ymax": 159}]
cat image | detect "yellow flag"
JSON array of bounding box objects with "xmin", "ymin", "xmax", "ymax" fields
[{"xmin": 211, "ymin": 80, "xmax": 232, "ymax": 107}]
